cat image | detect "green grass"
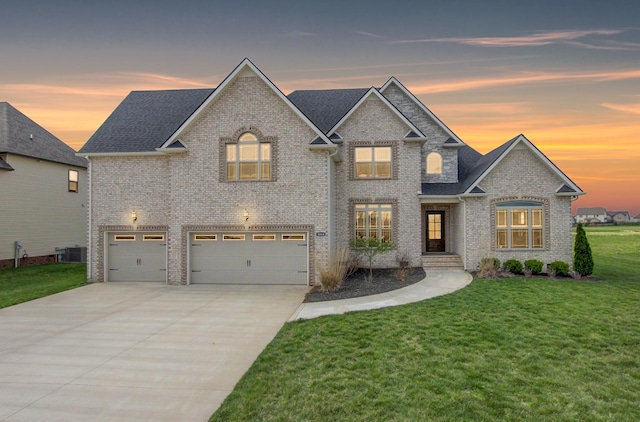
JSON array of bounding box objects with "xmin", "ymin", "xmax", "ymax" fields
[
  {"xmin": 211, "ymin": 226, "xmax": 640, "ymax": 421},
  {"xmin": 0, "ymin": 263, "xmax": 87, "ymax": 308}
]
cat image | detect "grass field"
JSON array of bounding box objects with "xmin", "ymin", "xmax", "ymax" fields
[
  {"xmin": 211, "ymin": 225, "xmax": 640, "ymax": 421},
  {"xmin": 0, "ymin": 263, "xmax": 87, "ymax": 308}
]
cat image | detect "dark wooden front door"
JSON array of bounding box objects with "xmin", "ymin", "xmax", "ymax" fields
[{"xmin": 426, "ymin": 211, "xmax": 445, "ymax": 252}]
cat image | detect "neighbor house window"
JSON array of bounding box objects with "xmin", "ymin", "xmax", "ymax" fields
[
  {"xmin": 354, "ymin": 146, "xmax": 391, "ymax": 179},
  {"xmin": 496, "ymin": 202, "xmax": 543, "ymax": 249},
  {"xmin": 355, "ymin": 204, "xmax": 392, "ymax": 242},
  {"xmin": 68, "ymin": 170, "xmax": 79, "ymax": 192},
  {"xmin": 426, "ymin": 152, "xmax": 442, "ymax": 174},
  {"xmin": 226, "ymin": 132, "xmax": 271, "ymax": 180}
]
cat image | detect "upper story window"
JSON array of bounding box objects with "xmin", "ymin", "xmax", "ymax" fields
[
  {"xmin": 226, "ymin": 132, "xmax": 271, "ymax": 181},
  {"xmin": 68, "ymin": 170, "xmax": 79, "ymax": 192},
  {"xmin": 426, "ymin": 152, "xmax": 442, "ymax": 174},
  {"xmin": 355, "ymin": 146, "xmax": 391, "ymax": 179},
  {"xmin": 496, "ymin": 202, "xmax": 543, "ymax": 249}
]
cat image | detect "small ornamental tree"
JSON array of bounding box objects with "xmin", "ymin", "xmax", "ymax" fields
[
  {"xmin": 351, "ymin": 237, "xmax": 394, "ymax": 284},
  {"xmin": 574, "ymin": 223, "xmax": 594, "ymax": 277}
]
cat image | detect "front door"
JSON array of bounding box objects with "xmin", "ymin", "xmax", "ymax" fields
[{"xmin": 426, "ymin": 211, "xmax": 445, "ymax": 252}]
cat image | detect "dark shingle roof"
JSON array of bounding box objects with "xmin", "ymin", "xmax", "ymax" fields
[
  {"xmin": 79, "ymin": 88, "xmax": 214, "ymax": 153},
  {"xmin": 576, "ymin": 207, "xmax": 607, "ymax": 215},
  {"xmin": 287, "ymin": 88, "xmax": 369, "ymax": 133},
  {"xmin": 0, "ymin": 102, "xmax": 87, "ymax": 167}
]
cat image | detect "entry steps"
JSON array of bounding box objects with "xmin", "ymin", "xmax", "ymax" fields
[{"xmin": 421, "ymin": 254, "xmax": 464, "ymax": 270}]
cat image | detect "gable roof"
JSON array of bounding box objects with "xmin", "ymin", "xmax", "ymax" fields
[
  {"xmin": 380, "ymin": 77, "xmax": 465, "ymax": 146},
  {"xmin": 323, "ymin": 88, "xmax": 426, "ymax": 139},
  {"xmin": 607, "ymin": 210, "xmax": 630, "ymax": 218},
  {"xmin": 0, "ymin": 102, "xmax": 87, "ymax": 167},
  {"xmin": 421, "ymin": 134, "xmax": 584, "ymax": 197},
  {"xmin": 79, "ymin": 89, "xmax": 214, "ymax": 154},
  {"xmin": 576, "ymin": 207, "xmax": 607, "ymax": 215},
  {"xmin": 161, "ymin": 58, "xmax": 333, "ymax": 150},
  {"xmin": 460, "ymin": 134, "xmax": 584, "ymax": 196}
]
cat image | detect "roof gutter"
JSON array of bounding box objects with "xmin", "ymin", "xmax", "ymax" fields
[{"xmin": 76, "ymin": 151, "xmax": 166, "ymax": 158}]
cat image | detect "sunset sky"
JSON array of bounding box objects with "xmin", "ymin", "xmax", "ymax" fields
[{"xmin": 1, "ymin": 0, "xmax": 639, "ymax": 215}]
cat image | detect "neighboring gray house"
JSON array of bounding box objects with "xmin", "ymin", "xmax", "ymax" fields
[
  {"xmin": 78, "ymin": 59, "xmax": 584, "ymax": 285},
  {"xmin": 0, "ymin": 102, "xmax": 88, "ymax": 268},
  {"xmin": 575, "ymin": 207, "xmax": 608, "ymax": 224},
  {"xmin": 607, "ymin": 211, "xmax": 631, "ymax": 224}
]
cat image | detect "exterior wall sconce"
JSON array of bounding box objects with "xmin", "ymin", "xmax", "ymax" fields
[
  {"xmin": 132, "ymin": 210, "xmax": 137, "ymax": 223},
  {"xmin": 243, "ymin": 209, "xmax": 249, "ymax": 230}
]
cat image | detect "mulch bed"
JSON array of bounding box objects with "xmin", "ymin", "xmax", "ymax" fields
[{"xmin": 304, "ymin": 267, "xmax": 426, "ymax": 303}]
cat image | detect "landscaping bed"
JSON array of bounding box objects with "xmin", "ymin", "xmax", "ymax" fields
[{"xmin": 304, "ymin": 267, "xmax": 425, "ymax": 302}]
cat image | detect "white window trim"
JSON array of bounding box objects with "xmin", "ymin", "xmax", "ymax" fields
[
  {"xmin": 354, "ymin": 145, "xmax": 392, "ymax": 179},
  {"xmin": 253, "ymin": 234, "xmax": 276, "ymax": 241},
  {"xmin": 114, "ymin": 234, "xmax": 136, "ymax": 241},
  {"xmin": 354, "ymin": 203, "xmax": 393, "ymax": 242},
  {"xmin": 282, "ymin": 234, "xmax": 305, "ymax": 241},
  {"xmin": 496, "ymin": 202, "xmax": 544, "ymax": 249},
  {"xmin": 143, "ymin": 234, "xmax": 165, "ymax": 241},
  {"xmin": 223, "ymin": 234, "xmax": 246, "ymax": 241},
  {"xmin": 194, "ymin": 234, "xmax": 217, "ymax": 241}
]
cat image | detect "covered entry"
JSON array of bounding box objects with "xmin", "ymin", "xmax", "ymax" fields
[
  {"xmin": 107, "ymin": 232, "xmax": 167, "ymax": 281},
  {"xmin": 189, "ymin": 232, "xmax": 308, "ymax": 285}
]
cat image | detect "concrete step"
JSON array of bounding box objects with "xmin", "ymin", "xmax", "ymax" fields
[{"xmin": 422, "ymin": 254, "xmax": 464, "ymax": 270}]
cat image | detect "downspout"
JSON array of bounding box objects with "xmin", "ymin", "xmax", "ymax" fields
[
  {"xmin": 327, "ymin": 148, "xmax": 339, "ymax": 259},
  {"xmin": 457, "ymin": 196, "xmax": 466, "ymax": 270},
  {"xmin": 87, "ymin": 158, "xmax": 92, "ymax": 282}
]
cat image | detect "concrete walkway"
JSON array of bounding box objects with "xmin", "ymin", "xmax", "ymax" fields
[
  {"xmin": 0, "ymin": 282, "xmax": 307, "ymax": 422},
  {"xmin": 291, "ymin": 270, "xmax": 473, "ymax": 320}
]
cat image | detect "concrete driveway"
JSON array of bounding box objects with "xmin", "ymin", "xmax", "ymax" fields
[{"xmin": 0, "ymin": 282, "xmax": 307, "ymax": 421}]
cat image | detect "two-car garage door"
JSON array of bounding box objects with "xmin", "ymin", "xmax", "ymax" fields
[
  {"xmin": 189, "ymin": 232, "xmax": 308, "ymax": 285},
  {"xmin": 106, "ymin": 231, "xmax": 308, "ymax": 285}
]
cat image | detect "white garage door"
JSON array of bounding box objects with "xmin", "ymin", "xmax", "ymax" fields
[
  {"xmin": 107, "ymin": 232, "xmax": 167, "ymax": 282},
  {"xmin": 190, "ymin": 232, "xmax": 308, "ymax": 285}
]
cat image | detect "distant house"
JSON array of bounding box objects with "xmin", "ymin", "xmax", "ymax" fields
[
  {"xmin": 575, "ymin": 207, "xmax": 608, "ymax": 224},
  {"xmin": 0, "ymin": 102, "xmax": 88, "ymax": 269},
  {"xmin": 607, "ymin": 211, "xmax": 631, "ymax": 224},
  {"xmin": 633, "ymin": 213, "xmax": 640, "ymax": 223}
]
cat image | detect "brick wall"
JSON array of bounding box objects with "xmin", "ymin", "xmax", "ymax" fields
[
  {"xmin": 334, "ymin": 96, "xmax": 423, "ymax": 268},
  {"xmin": 89, "ymin": 72, "xmax": 330, "ymax": 284},
  {"xmin": 463, "ymin": 145, "xmax": 574, "ymax": 270}
]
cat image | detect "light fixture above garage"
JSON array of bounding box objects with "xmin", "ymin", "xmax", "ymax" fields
[
  {"xmin": 132, "ymin": 210, "xmax": 137, "ymax": 223},
  {"xmin": 243, "ymin": 209, "xmax": 249, "ymax": 222}
]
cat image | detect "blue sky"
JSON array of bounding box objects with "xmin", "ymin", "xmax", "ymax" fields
[{"xmin": 1, "ymin": 0, "xmax": 639, "ymax": 213}]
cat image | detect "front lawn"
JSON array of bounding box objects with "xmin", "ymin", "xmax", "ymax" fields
[
  {"xmin": 0, "ymin": 263, "xmax": 87, "ymax": 308},
  {"xmin": 211, "ymin": 226, "xmax": 640, "ymax": 421}
]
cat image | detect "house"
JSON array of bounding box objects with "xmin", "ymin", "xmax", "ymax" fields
[
  {"xmin": 0, "ymin": 102, "xmax": 88, "ymax": 269},
  {"xmin": 575, "ymin": 207, "xmax": 608, "ymax": 224},
  {"xmin": 78, "ymin": 59, "xmax": 584, "ymax": 285},
  {"xmin": 607, "ymin": 211, "xmax": 631, "ymax": 224},
  {"xmin": 633, "ymin": 213, "xmax": 640, "ymax": 223}
]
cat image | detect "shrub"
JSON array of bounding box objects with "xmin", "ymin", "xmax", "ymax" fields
[
  {"xmin": 524, "ymin": 259, "xmax": 544, "ymax": 275},
  {"xmin": 503, "ymin": 259, "xmax": 523, "ymax": 274},
  {"xmin": 548, "ymin": 261, "xmax": 570, "ymax": 277},
  {"xmin": 478, "ymin": 258, "xmax": 500, "ymax": 279},
  {"xmin": 395, "ymin": 250, "xmax": 411, "ymax": 282},
  {"xmin": 319, "ymin": 246, "xmax": 354, "ymax": 292},
  {"xmin": 351, "ymin": 237, "xmax": 394, "ymax": 284},
  {"xmin": 574, "ymin": 223, "xmax": 594, "ymax": 277}
]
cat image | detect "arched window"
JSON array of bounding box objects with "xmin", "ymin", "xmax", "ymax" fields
[
  {"xmin": 226, "ymin": 132, "xmax": 271, "ymax": 180},
  {"xmin": 426, "ymin": 152, "xmax": 442, "ymax": 174}
]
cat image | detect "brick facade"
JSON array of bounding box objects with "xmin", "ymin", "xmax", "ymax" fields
[{"xmin": 86, "ymin": 62, "xmax": 580, "ymax": 285}]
